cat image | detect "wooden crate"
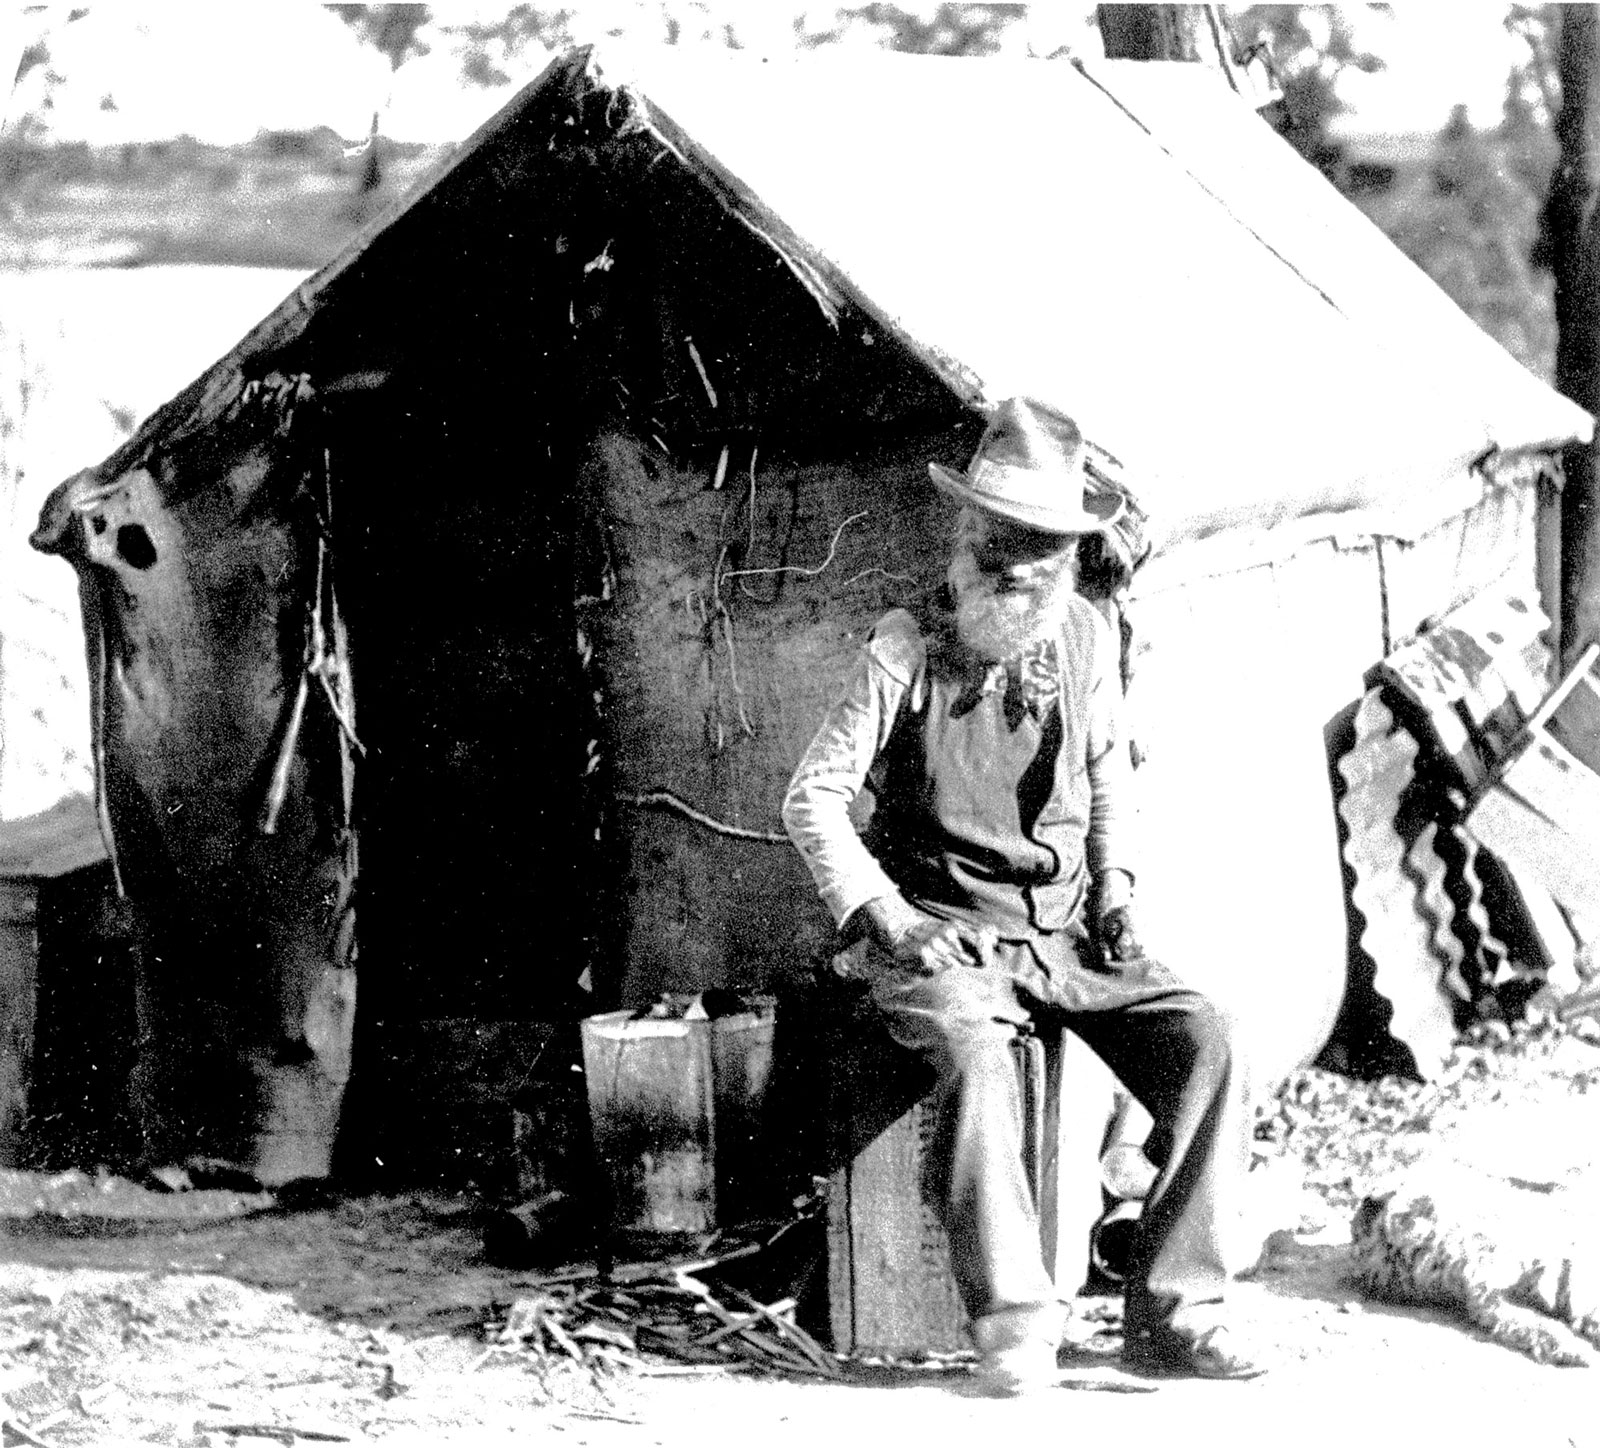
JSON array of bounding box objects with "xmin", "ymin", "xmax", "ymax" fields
[
  {"xmin": 0, "ymin": 797, "xmax": 111, "ymax": 1167},
  {"xmin": 0, "ymin": 878, "xmax": 39, "ymax": 1165},
  {"xmin": 824, "ymin": 1016, "xmax": 1117, "ymax": 1357}
]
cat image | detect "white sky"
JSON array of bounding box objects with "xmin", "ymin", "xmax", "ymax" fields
[
  {"xmin": 1, "ymin": 4, "xmax": 1525, "ymax": 147},
  {"xmin": 1339, "ymin": 3, "xmax": 1524, "ymax": 133}
]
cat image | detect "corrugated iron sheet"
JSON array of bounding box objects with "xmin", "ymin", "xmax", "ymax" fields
[
  {"xmin": 1351, "ymin": 588, "xmax": 1565, "ymax": 1027},
  {"xmin": 1376, "ymin": 585, "xmax": 1552, "ymax": 791},
  {"xmin": 1337, "ymin": 689, "xmax": 1458, "ymax": 1073},
  {"xmin": 1464, "ymin": 653, "xmax": 1600, "ymax": 1007},
  {"xmin": 1469, "ymin": 731, "xmax": 1600, "ymax": 926},
  {"xmin": 1488, "ymin": 849, "xmax": 1583, "ymax": 999},
  {"xmin": 1406, "ymin": 821, "xmax": 1469, "ymax": 1004},
  {"xmin": 1433, "ymin": 812, "xmax": 1515, "ymax": 1005}
]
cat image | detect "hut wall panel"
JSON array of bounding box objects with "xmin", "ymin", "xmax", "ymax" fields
[
  {"xmin": 0, "ymin": 881, "xmax": 38, "ymax": 1165},
  {"xmin": 585, "ymin": 430, "xmax": 953, "ymax": 1003}
]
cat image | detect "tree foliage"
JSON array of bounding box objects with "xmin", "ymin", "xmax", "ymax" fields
[
  {"xmin": 1505, "ymin": 4, "xmax": 1558, "ymax": 130},
  {"xmin": 798, "ymin": 4, "xmax": 1026, "ymax": 56},
  {"xmin": 1505, "ymin": 5, "xmax": 1579, "ymax": 281},
  {"xmin": 334, "ymin": 3, "xmax": 1037, "ymax": 87},
  {"xmin": 8, "ymin": 8, "xmax": 89, "ymax": 137},
  {"xmin": 446, "ymin": 8, "xmax": 577, "ymax": 87},
  {"xmin": 328, "ymin": 6, "xmax": 435, "ymax": 201},
  {"xmin": 1383, "ymin": 104, "xmax": 1554, "ymax": 377},
  {"xmin": 329, "ymin": 5, "xmax": 432, "ymax": 72},
  {"xmin": 1229, "ymin": 4, "xmax": 1388, "ymax": 180}
]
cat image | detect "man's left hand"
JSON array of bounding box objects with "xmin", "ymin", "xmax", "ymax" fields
[
  {"xmin": 1091, "ymin": 871, "xmax": 1143, "ymax": 962},
  {"xmin": 1095, "ymin": 904, "xmax": 1145, "ymax": 963}
]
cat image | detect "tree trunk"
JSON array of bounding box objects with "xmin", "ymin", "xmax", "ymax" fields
[
  {"xmin": 1097, "ymin": 4, "xmax": 1249, "ymax": 92},
  {"xmin": 1546, "ymin": 7, "xmax": 1600, "ymax": 668}
]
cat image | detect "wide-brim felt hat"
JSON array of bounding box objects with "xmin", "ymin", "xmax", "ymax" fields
[{"xmin": 929, "ymin": 396, "xmax": 1124, "ymax": 535}]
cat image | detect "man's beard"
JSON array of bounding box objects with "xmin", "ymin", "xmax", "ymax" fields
[{"xmin": 946, "ymin": 541, "xmax": 1079, "ymax": 664}]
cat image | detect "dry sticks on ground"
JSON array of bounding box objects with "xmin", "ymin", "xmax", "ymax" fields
[{"xmin": 482, "ymin": 1261, "xmax": 839, "ymax": 1381}]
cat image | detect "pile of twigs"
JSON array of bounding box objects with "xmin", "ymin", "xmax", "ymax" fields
[{"xmin": 482, "ymin": 1236, "xmax": 838, "ymax": 1381}]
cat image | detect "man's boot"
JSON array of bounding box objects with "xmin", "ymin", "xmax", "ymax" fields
[{"xmin": 970, "ymin": 1302, "xmax": 1068, "ymax": 1396}]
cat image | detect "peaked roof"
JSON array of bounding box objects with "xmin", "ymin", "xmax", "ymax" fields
[
  {"xmin": 605, "ymin": 48, "xmax": 1588, "ymax": 547},
  {"xmin": 75, "ymin": 48, "xmax": 1590, "ymax": 558}
]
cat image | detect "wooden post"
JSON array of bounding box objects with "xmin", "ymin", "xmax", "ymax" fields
[
  {"xmin": 1544, "ymin": 7, "xmax": 1600, "ymax": 669},
  {"xmin": 0, "ymin": 878, "xmax": 39, "ymax": 1165}
]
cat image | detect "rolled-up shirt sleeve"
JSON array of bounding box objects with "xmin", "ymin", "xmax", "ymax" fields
[
  {"xmin": 781, "ymin": 614, "xmax": 918, "ymax": 928},
  {"xmin": 1083, "ymin": 604, "xmax": 1134, "ymax": 884}
]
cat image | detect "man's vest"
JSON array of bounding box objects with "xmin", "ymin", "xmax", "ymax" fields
[{"xmin": 862, "ymin": 596, "xmax": 1108, "ymax": 938}]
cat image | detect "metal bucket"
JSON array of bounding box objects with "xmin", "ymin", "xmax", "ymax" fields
[{"xmin": 580, "ymin": 994, "xmax": 775, "ymax": 1253}]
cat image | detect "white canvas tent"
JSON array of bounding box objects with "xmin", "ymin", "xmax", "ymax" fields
[{"xmin": 605, "ymin": 49, "xmax": 1589, "ymax": 549}]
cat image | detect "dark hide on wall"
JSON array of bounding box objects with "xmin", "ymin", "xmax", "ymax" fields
[{"xmin": 31, "ymin": 386, "xmax": 357, "ymax": 1185}]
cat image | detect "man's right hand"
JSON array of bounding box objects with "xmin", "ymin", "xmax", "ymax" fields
[{"xmin": 859, "ymin": 894, "xmax": 997, "ymax": 975}]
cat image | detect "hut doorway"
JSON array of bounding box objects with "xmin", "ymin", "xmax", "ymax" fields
[{"xmin": 330, "ymin": 361, "xmax": 605, "ymax": 1042}]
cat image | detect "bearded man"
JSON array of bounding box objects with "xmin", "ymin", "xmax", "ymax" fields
[{"xmin": 782, "ymin": 398, "xmax": 1260, "ymax": 1392}]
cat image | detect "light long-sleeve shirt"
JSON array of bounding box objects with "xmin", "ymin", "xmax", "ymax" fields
[{"xmin": 782, "ymin": 594, "xmax": 1132, "ymax": 934}]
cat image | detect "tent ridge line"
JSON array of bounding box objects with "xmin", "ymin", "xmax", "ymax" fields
[
  {"xmin": 594, "ymin": 61, "xmax": 979, "ymax": 411},
  {"xmin": 730, "ymin": 212, "xmax": 840, "ymax": 327},
  {"xmin": 1071, "ymin": 58, "xmax": 1344, "ymax": 317},
  {"xmin": 607, "ymin": 75, "xmax": 841, "ymax": 329},
  {"xmin": 592, "ymin": 67, "xmax": 983, "ymax": 409}
]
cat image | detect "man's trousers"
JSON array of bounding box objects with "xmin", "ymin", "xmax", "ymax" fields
[{"xmin": 863, "ymin": 929, "xmax": 1251, "ymax": 1339}]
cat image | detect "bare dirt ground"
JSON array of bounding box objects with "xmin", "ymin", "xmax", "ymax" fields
[{"xmin": 4, "ymin": 1019, "xmax": 1600, "ymax": 1448}]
